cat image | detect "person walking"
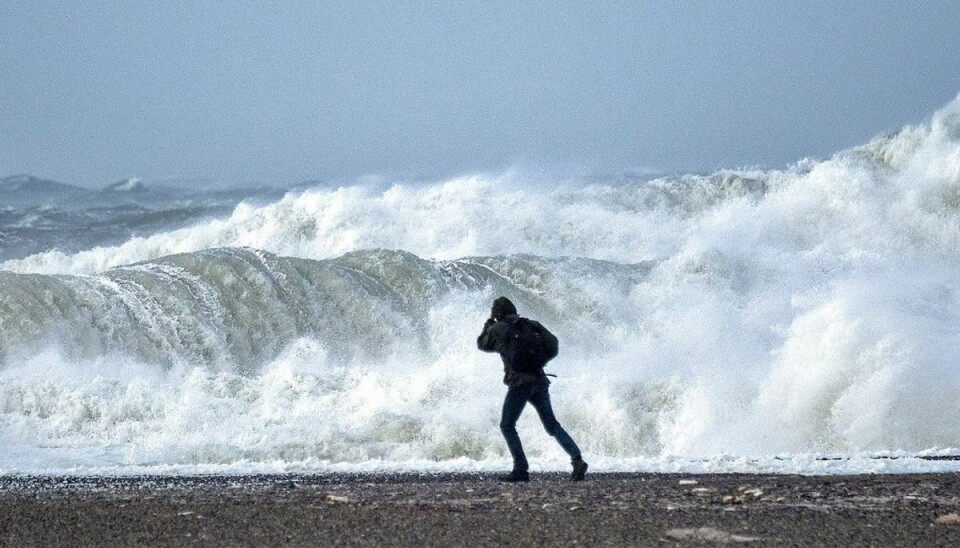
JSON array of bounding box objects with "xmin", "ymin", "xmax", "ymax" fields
[{"xmin": 477, "ymin": 296, "xmax": 588, "ymax": 482}]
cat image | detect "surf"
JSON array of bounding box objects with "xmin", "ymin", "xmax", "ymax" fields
[{"xmin": 2, "ymin": 95, "xmax": 960, "ymax": 474}]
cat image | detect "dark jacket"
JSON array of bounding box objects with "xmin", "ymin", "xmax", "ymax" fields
[{"xmin": 477, "ymin": 313, "xmax": 550, "ymax": 387}]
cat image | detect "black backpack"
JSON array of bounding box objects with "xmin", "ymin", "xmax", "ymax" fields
[{"xmin": 504, "ymin": 318, "xmax": 559, "ymax": 373}]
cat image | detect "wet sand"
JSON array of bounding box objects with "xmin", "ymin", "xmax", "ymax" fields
[{"xmin": 2, "ymin": 472, "xmax": 960, "ymax": 546}]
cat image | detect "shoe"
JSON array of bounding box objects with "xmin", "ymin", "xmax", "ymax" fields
[
  {"xmin": 571, "ymin": 458, "xmax": 588, "ymax": 481},
  {"xmin": 499, "ymin": 470, "xmax": 530, "ymax": 482}
]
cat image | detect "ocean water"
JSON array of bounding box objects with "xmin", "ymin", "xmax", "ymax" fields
[{"xmin": 3, "ymin": 97, "xmax": 960, "ymax": 476}]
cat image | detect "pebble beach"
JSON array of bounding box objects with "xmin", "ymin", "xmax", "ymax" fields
[{"xmin": 3, "ymin": 472, "xmax": 960, "ymax": 546}]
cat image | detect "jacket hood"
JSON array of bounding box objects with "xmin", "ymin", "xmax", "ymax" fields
[{"xmin": 491, "ymin": 296, "xmax": 517, "ymax": 320}]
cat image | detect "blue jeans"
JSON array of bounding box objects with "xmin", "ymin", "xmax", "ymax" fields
[{"xmin": 500, "ymin": 383, "xmax": 582, "ymax": 472}]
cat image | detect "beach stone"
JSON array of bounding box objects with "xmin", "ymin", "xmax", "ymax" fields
[
  {"xmin": 934, "ymin": 513, "xmax": 960, "ymax": 525},
  {"xmin": 665, "ymin": 527, "xmax": 760, "ymax": 543}
]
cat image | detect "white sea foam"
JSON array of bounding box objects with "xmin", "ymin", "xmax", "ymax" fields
[
  {"xmin": 0, "ymin": 170, "xmax": 762, "ymax": 275},
  {"xmin": 2, "ymin": 95, "xmax": 960, "ymax": 475}
]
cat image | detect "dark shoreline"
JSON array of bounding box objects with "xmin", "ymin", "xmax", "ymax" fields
[{"xmin": 3, "ymin": 472, "xmax": 960, "ymax": 546}]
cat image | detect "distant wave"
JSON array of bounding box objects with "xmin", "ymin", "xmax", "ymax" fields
[
  {"xmin": 0, "ymin": 169, "xmax": 773, "ymax": 275},
  {"xmin": 4, "ymin": 94, "xmax": 960, "ymax": 277}
]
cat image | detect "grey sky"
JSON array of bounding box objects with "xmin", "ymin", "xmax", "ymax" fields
[{"xmin": 2, "ymin": 1, "xmax": 959, "ymax": 187}]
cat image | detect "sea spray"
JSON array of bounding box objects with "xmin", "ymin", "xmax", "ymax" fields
[{"xmin": 2, "ymin": 96, "xmax": 960, "ymax": 473}]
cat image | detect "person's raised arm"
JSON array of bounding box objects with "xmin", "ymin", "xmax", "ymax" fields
[{"xmin": 477, "ymin": 317, "xmax": 498, "ymax": 352}]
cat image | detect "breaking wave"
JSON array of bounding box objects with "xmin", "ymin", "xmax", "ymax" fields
[{"xmin": 2, "ymin": 95, "xmax": 960, "ymax": 474}]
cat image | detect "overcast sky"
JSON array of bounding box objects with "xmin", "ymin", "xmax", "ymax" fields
[{"xmin": 2, "ymin": 1, "xmax": 959, "ymax": 187}]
